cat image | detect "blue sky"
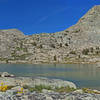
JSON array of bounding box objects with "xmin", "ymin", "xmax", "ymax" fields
[{"xmin": 0, "ymin": 0, "xmax": 100, "ymax": 35}]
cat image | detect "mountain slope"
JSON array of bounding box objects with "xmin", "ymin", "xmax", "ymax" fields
[
  {"xmin": 65, "ymin": 5, "xmax": 100, "ymax": 48},
  {"xmin": 1, "ymin": 5, "xmax": 100, "ymax": 64}
]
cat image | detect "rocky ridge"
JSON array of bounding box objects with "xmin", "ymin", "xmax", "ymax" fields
[{"xmin": 1, "ymin": 5, "xmax": 100, "ymax": 64}]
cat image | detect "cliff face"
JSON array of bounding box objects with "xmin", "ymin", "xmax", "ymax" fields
[
  {"xmin": 1, "ymin": 5, "xmax": 100, "ymax": 64},
  {"xmin": 65, "ymin": 5, "xmax": 100, "ymax": 48},
  {"xmin": 0, "ymin": 29, "xmax": 25, "ymax": 58}
]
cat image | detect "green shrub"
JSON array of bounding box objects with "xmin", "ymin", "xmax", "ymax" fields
[
  {"xmin": 23, "ymin": 85, "xmax": 29, "ymax": 89},
  {"xmin": 78, "ymin": 55, "xmax": 81, "ymax": 58},
  {"xmin": 54, "ymin": 55, "xmax": 57, "ymax": 61},
  {"xmin": 23, "ymin": 48, "xmax": 28, "ymax": 52},
  {"xmin": 23, "ymin": 85, "xmax": 52, "ymax": 92},
  {"xmin": 59, "ymin": 43, "xmax": 62, "ymax": 47},
  {"xmin": 73, "ymin": 29, "xmax": 80, "ymax": 33},
  {"xmin": 55, "ymin": 86, "xmax": 76, "ymax": 93},
  {"xmin": 31, "ymin": 42, "xmax": 37, "ymax": 46},
  {"xmin": 65, "ymin": 43, "xmax": 68, "ymax": 46},
  {"xmin": 95, "ymin": 51, "xmax": 100, "ymax": 54},
  {"xmin": 38, "ymin": 44, "xmax": 43, "ymax": 48},
  {"xmin": 82, "ymin": 48, "xmax": 89, "ymax": 55},
  {"xmin": 90, "ymin": 47, "xmax": 94, "ymax": 53},
  {"xmin": 23, "ymin": 85, "xmax": 76, "ymax": 93},
  {"xmin": 16, "ymin": 47, "xmax": 21, "ymax": 51},
  {"xmin": 50, "ymin": 44, "xmax": 55, "ymax": 48},
  {"xmin": 96, "ymin": 46, "xmax": 99, "ymax": 50},
  {"xmin": 69, "ymin": 51, "xmax": 76, "ymax": 55},
  {"xmin": 65, "ymin": 30, "xmax": 69, "ymax": 32},
  {"xmin": 20, "ymin": 42, "xmax": 23, "ymax": 48}
]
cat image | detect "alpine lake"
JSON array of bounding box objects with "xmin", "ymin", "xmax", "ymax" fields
[{"xmin": 0, "ymin": 63, "xmax": 100, "ymax": 90}]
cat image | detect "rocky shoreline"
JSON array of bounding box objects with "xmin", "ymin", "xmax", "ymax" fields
[
  {"xmin": 0, "ymin": 59, "xmax": 99, "ymax": 64},
  {"xmin": 0, "ymin": 72, "xmax": 99, "ymax": 100}
]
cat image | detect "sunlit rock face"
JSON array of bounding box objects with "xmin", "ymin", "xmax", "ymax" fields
[{"xmin": 1, "ymin": 6, "xmax": 100, "ymax": 64}]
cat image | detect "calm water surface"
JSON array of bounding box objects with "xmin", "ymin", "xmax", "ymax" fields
[{"xmin": 0, "ymin": 64, "xmax": 100, "ymax": 89}]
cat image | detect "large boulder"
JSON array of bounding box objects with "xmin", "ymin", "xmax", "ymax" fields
[
  {"xmin": 0, "ymin": 76, "xmax": 77, "ymax": 89},
  {"xmin": 32, "ymin": 77, "xmax": 77, "ymax": 89},
  {"xmin": 1, "ymin": 72, "xmax": 15, "ymax": 77}
]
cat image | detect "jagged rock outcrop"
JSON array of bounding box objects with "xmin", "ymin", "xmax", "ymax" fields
[{"xmin": 1, "ymin": 5, "xmax": 100, "ymax": 64}]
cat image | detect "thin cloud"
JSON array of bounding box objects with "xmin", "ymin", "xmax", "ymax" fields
[
  {"xmin": 36, "ymin": 7, "xmax": 70, "ymax": 24},
  {"xmin": 38, "ymin": 16, "xmax": 49, "ymax": 23}
]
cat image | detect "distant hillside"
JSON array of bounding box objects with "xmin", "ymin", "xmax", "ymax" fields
[{"xmin": 1, "ymin": 5, "xmax": 100, "ymax": 64}]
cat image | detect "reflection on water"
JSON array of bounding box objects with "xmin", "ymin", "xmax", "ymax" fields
[{"xmin": 0, "ymin": 63, "xmax": 100, "ymax": 89}]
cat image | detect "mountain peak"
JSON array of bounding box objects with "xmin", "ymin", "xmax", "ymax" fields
[
  {"xmin": 92, "ymin": 5, "xmax": 100, "ymax": 11},
  {"xmin": 79, "ymin": 5, "xmax": 100, "ymax": 21},
  {"xmin": 65, "ymin": 5, "xmax": 100, "ymax": 33},
  {"xmin": 0, "ymin": 28, "xmax": 24, "ymax": 37}
]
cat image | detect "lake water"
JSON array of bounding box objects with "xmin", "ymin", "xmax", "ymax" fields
[{"xmin": 0, "ymin": 64, "xmax": 100, "ymax": 89}]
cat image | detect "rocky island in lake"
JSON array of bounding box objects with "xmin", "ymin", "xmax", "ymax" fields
[{"xmin": 0, "ymin": 6, "xmax": 100, "ymax": 64}]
